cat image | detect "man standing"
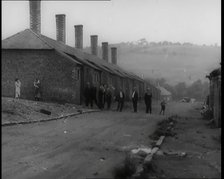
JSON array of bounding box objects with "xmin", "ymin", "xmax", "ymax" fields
[
  {"xmin": 144, "ymin": 88, "xmax": 152, "ymax": 114},
  {"xmin": 34, "ymin": 78, "xmax": 41, "ymax": 101},
  {"xmin": 116, "ymin": 88, "xmax": 125, "ymax": 112},
  {"xmin": 98, "ymin": 85, "xmax": 104, "ymax": 109},
  {"xmin": 84, "ymin": 82, "xmax": 91, "ymax": 107},
  {"xmin": 105, "ymin": 86, "xmax": 112, "ymax": 110},
  {"xmin": 15, "ymin": 78, "xmax": 21, "ymax": 99},
  {"xmin": 90, "ymin": 84, "xmax": 98, "ymax": 108},
  {"xmin": 103, "ymin": 84, "xmax": 107, "ymax": 109},
  {"xmin": 132, "ymin": 87, "xmax": 138, "ymax": 112}
]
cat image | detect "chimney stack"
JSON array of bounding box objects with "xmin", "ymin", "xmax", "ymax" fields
[
  {"xmin": 74, "ymin": 25, "xmax": 83, "ymax": 49},
  {"xmin": 55, "ymin": 14, "xmax": 66, "ymax": 43},
  {"xmin": 111, "ymin": 47, "xmax": 117, "ymax": 65},
  {"xmin": 90, "ymin": 35, "xmax": 98, "ymax": 56},
  {"xmin": 29, "ymin": 0, "xmax": 41, "ymax": 34},
  {"xmin": 102, "ymin": 42, "xmax": 109, "ymax": 62}
]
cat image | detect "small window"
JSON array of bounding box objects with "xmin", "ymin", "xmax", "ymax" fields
[
  {"xmin": 93, "ymin": 72, "xmax": 100, "ymax": 83},
  {"xmin": 72, "ymin": 67, "xmax": 80, "ymax": 81}
]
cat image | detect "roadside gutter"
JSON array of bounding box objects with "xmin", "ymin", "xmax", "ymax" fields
[{"xmin": 2, "ymin": 109, "xmax": 100, "ymax": 127}]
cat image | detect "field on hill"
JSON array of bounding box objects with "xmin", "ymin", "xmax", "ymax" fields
[
  {"xmin": 117, "ymin": 44, "xmax": 221, "ymax": 85},
  {"xmin": 84, "ymin": 43, "xmax": 220, "ymax": 85}
]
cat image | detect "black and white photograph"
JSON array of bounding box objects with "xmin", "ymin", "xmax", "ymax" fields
[{"xmin": 2, "ymin": 0, "xmax": 221, "ymax": 178}]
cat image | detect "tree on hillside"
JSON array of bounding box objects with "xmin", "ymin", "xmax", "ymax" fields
[
  {"xmin": 187, "ymin": 80, "xmax": 209, "ymax": 100},
  {"xmin": 138, "ymin": 38, "xmax": 149, "ymax": 46},
  {"xmin": 174, "ymin": 82, "xmax": 187, "ymax": 99},
  {"xmin": 149, "ymin": 42, "xmax": 157, "ymax": 46},
  {"xmin": 163, "ymin": 83, "xmax": 176, "ymax": 98},
  {"xmin": 162, "ymin": 41, "xmax": 169, "ymax": 46},
  {"xmin": 155, "ymin": 78, "xmax": 167, "ymax": 86},
  {"xmin": 183, "ymin": 42, "xmax": 193, "ymax": 46},
  {"xmin": 174, "ymin": 42, "xmax": 181, "ymax": 46}
]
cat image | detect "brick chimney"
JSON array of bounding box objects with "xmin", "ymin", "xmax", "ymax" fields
[
  {"xmin": 74, "ymin": 25, "xmax": 83, "ymax": 49},
  {"xmin": 102, "ymin": 42, "xmax": 109, "ymax": 62},
  {"xmin": 111, "ymin": 47, "xmax": 117, "ymax": 65},
  {"xmin": 55, "ymin": 14, "xmax": 66, "ymax": 43},
  {"xmin": 29, "ymin": 0, "xmax": 41, "ymax": 34},
  {"xmin": 90, "ymin": 35, "xmax": 98, "ymax": 56}
]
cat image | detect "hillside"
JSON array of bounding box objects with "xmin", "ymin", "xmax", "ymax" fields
[{"xmin": 84, "ymin": 41, "xmax": 221, "ymax": 85}]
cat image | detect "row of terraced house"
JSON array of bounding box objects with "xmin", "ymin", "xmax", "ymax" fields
[{"xmin": 2, "ymin": 0, "xmax": 161, "ymax": 105}]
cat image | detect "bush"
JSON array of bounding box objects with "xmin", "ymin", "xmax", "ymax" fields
[{"xmin": 201, "ymin": 108, "xmax": 213, "ymax": 120}]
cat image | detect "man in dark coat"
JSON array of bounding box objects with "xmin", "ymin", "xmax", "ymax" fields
[
  {"xmin": 98, "ymin": 85, "xmax": 104, "ymax": 109},
  {"xmin": 84, "ymin": 82, "xmax": 91, "ymax": 107},
  {"xmin": 105, "ymin": 86, "xmax": 112, "ymax": 110},
  {"xmin": 103, "ymin": 84, "xmax": 107, "ymax": 108},
  {"xmin": 34, "ymin": 78, "xmax": 41, "ymax": 101},
  {"xmin": 116, "ymin": 88, "xmax": 125, "ymax": 112},
  {"xmin": 144, "ymin": 88, "xmax": 152, "ymax": 114},
  {"xmin": 90, "ymin": 84, "xmax": 98, "ymax": 108},
  {"xmin": 132, "ymin": 87, "xmax": 138, "ymax": 112}
]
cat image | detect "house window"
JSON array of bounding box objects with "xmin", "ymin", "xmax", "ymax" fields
[
  {"xmin": 93, "ymin": 72, "xmax": 100, "ymax": 83},
  {"xmin": 72, "ymin": 67, "xmax": 80, "ymax": 81}
]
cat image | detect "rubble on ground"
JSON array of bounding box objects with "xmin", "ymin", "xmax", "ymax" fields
[
  {"xmin": 163, "ymin": 151, "xmax": 187, "ymax": 157},
  {"xmin": 123, "ymin": 136, "xmax": 167, "ymax": 178},
  {"xmin": 149, "ymin": 116, "xmax": 177, "ymax": 140},
  {"xmin": 1, "ymin": 97, "xmax": 88, "ymax": 125},
  {"xmin": 131, "ymin": 148, "xmax": 152, "ymax": 156}
]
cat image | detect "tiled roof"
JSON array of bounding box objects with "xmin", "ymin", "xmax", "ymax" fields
[
  {"xmin": 2, "ymin": 29, "xmax": 52, "ymax": 49},
  {"xmin": 2, "ymin": 29, "xmax": 143, "ymax": 81}
]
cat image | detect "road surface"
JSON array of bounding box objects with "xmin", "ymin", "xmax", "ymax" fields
[{"xmin": 2, "ymin": 107, "xmax": 164, "ymax": 179}]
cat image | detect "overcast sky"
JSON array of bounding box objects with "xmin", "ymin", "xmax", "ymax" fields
[{"xmin": 2, "ymin": 0, "xmax": 221, "ymax": 47}]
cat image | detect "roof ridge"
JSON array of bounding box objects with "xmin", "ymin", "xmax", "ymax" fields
[
  {"xmin": 28, "ymin": 29, "xmax": 54, "ymax": 49},
  {"xmin": 2, "ymin": 29, "xmax": 28, "ymax": 41},
  {"xmin": 54, "ymin": 49, "xmax": 81, "ymax": 65}
]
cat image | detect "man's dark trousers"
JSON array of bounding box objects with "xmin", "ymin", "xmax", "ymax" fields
[
  {"xmin": 117, "ymin": 100, "xmax": 124, "ymax": 112},
  {"xmin": 85, "ymin": 97, "xmax": 90, "ymax": 107},
  {"xmin": 107, "ymin": 98, "xmax": 111, "ymax": 109},
  {"xmin": 132, "ymin": 91, "xmax": 138, "ymax": 112},
  {"xmin": 146, "ymin": 102, "xmax": 152, "ymax": 113},
  {"xmin": 132, "ymin": 99, "xmax": 138, "ymax": 112}
]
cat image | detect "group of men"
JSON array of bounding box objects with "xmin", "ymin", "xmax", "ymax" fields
[
  {"xmin": 130, "ymin": 87, "xmax": 154, "ymax": 113},
  {"xmin": 14, "ymin": 79, "xmax": 166, "ymax": 115},
  {"xmin": 84, "ymin": 83, "xmax": 156, "ymax": 114},
  {"xmin": 84, "ymin": 83, "xmax": 113, "ymax": 110}
]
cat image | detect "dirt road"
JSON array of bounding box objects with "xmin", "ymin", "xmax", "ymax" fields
[
  {"xmin": 2, "ymin": 104, "xmax": 164, "ymax": 179},
  {"xmin": 148, "ymin": 102, "xmax": 221, "ymax": 179},
  {"xmin": 2, "ymin": 101, "xmax": 221, "ymax": 179}
]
